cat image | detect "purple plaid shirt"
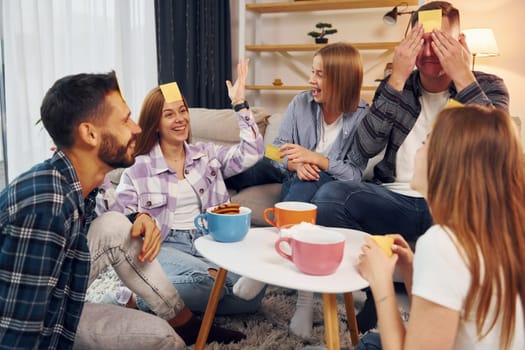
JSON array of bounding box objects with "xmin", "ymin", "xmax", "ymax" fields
[{"xmin": 105, "ymin": 109, "xmax": 263, "ymax": 238}]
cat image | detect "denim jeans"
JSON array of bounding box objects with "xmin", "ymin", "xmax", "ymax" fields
[
  {"xmin": 87, "ymin": 212, "xmax": 183, "ymax": 320},
  {"xmin": 225, "ymin": 158, "xmax": 284, "ymax": 192},
  {"xmin": 280, "ymin": 171, "xmax": 335, "ymax": 202},
  {"xmin": 225, "ymin": 157, "xmax": 335, "ymax": 203},
  {"xmin": 355, "ymin": 332, "xmax": 382, "ymax": 350},
  {"xmin": 135, "ymin": 229, "xmax": 266, "ymax": 316},
  {"xmin": 311, "ymin": 181, "xmax": 432, "ymax": 242}
]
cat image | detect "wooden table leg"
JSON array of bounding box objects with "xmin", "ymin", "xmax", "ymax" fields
[
  {"xmin": 194, "ymin": 267, "xmax": 228, "ymax": 350},
  {"xmin": 343, "ymin": 292, "xmax": 359, "ymax": 346},
  {"xmin": 322, "ymin": 293, "xmax": 340, "ymax": 350}
]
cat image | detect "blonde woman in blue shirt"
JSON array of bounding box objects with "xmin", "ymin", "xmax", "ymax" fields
[{"xmin": 228, "ymin": 42, "xmax": 369, "ymax": 337}]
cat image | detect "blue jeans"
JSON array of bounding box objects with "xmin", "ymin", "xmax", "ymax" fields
[
  {"xmin": 355, "ymin": 332, "xmax": 382, "ymax": 350},
  {"xmin": 281, "ymin": 171, "xmax": 335, "ymax": 202},
  {"xmin": 311, "ymin": 181, "xmax": 432, "ymax": 242},
  {"xmin": 225, "ymin": 157, "xmax": 335, "ymax": 203},
  {"xmin": 225, "ymin": 158, "xmax": 284, "ymax": 192},
  {"xmin": 136, "ymin": 229, "xmax": 266, "ymax": 316}
]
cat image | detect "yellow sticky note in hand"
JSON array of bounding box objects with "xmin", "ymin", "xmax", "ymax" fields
[
  {"xmin": 160, "ymin": 82, "xmax": 182, "ymax": 103},
  {"xmin": 444, "ymin": 98, "xmax": 464, "ymax": 109},
  {"xmin": 370, "ymin": 235, "xmax": 394, "ymax": 257},
  {"xmin": 419, "ymin": 9, "xmax": 442, "ymax": 33},
  {"xmin": 265, "ymin": 144, "xmax": 283, "ymax": 163}
]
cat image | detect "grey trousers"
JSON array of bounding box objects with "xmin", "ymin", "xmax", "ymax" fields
[{"xmin": 86, "ymin": 211, "xmax": 184, "ymax": 319}]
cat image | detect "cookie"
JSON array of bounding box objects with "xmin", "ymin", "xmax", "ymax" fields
[{"xmin": 212, "ymin": 203, "xmax": 241, "ymax": 215}]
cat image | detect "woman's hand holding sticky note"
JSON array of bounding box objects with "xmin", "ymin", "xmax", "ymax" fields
[{"xmin": 370, "ymin": 235, "xmax": 394, "ymax": 257}]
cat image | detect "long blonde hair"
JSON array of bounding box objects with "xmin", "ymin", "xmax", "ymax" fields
[
  {"xmin": 427, "ymin": 106, "xmax": 525, "ymax": 349},
  {"xmin": 314, "ymin": 42, "xmax": 363, "ymax": 113}
]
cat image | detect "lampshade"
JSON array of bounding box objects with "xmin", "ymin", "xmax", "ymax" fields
[
  {"xmin": 383, "ymin": 3, "xmax": 414, "ymax": 26},
  {"xmin": 463, "ymin": 28, "xmax": 499, "ymax": 70},
  {"xmin": 383, "ymin": 7, "xmax": 399, "ymax": 25},
  {"xmin": 463, "ymin": 28, "xmax": 500, "ymax": 58}
]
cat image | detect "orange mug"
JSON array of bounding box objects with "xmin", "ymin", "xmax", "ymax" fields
[{"xmin": 263, "ymin": 201, "xmax": 317, "ymax": 227}]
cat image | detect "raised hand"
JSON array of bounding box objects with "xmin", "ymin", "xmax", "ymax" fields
[
  {"xmin": 431, "ymin": 30, "xmax": 475, "ymax": 91},
  {"xmin": 388, "ymin": 24, "xmax": 424, "ymax": 91},
  {"xmin": 226, "ymin": 58, "xmax": 249, "ymax": 105}
]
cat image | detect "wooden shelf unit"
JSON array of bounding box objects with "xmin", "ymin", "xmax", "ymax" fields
[
  {"xmin": 241, "ymin": 0, "xmax": 417, "ymax": 93},
  {"xmin": 246, "ymin": 0, "xmax": 418, "ymax": 14},
  {"xmin": 246, "ymin": 84, "xmax": 378, "ymax": 91},
  {"xmin": 245, "ymin": 42, "xmax": 399, "ymax": 52}
]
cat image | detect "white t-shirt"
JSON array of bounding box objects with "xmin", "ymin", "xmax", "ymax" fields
[
  {"xmin": 316, "ymin": 114, "xmax": 343, "ymax": 156},
  {"xmin": 384, "ymin": 89, "xmax": 449, "ymax": 196},
  {"xmin": 169, "ymin": 178, "xmax": 201, "ymax": 229},
  {"xmin": 412, "ymin": 225, "xmax": 525, "ymax": 349}
]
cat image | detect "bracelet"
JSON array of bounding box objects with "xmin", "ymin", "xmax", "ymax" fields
[
  {"xmin": 232, "ymin": 100, "xmax": 249, "ymax": 112},
  {"xmin": 231, "ymin": 99, "xmax": 244, "ymax": 106},
  {"xmin": 376, "ymin": 294, "xmax": 395, "ymax": 304}
]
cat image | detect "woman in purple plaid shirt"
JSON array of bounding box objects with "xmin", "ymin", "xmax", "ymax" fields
[{"xmin": 101, "ymin": 59, "xmax": 267, "ymax": 316}]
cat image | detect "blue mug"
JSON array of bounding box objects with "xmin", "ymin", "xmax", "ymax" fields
[{"xmin": 194, "ymin": 206, "xmax": 251, "ymax": 242}]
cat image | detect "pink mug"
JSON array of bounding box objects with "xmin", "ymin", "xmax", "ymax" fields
[{"xmin": 274, "ymin": 229, "xmax": 345, "ymax": 275}]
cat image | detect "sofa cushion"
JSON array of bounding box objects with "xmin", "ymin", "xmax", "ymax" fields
[
  {"xmin": 74, "ymin": 303, "xmax": 185, "ymax": 350},
  {"xmin": 263, "ymin": 113, "xmax": 285, "ymax": 146},
  {"xmin": 230, "ymin": 183, "xmax": 282, "ymax": 227},
  {"xmin": 189, "ymin": 107, "xmax": 270, "ymax": 145}
]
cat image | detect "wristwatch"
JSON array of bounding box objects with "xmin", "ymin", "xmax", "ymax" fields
[{"xmin": 232, "ymin": 100, "xmax": 249, "ymax": 112}]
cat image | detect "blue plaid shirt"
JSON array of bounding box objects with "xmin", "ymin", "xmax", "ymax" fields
[{"xmin": 0, "ymin": 151, "xmax": 94, "ymax": 349}]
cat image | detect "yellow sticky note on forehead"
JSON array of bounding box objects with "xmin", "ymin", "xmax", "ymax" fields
[
  {"xmin": 264, "ymin": 144, "xmax": 283, "ymax": 163},
  {"xmin": 115, "ymin": 76, "xmax": 126, "ymax": 102},
  {"xmin": 419, "ymin": 9, "xmax": 442, "ymax": 33},
  {"xmin": 160, "ymin": 82, "xmax": 182, "ymax": 103}
]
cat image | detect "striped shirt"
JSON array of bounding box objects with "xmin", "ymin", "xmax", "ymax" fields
[
  {"xmin": 355, "ymin": 70, "xmax": 509, "ymax": 183},
  {"xmin": 0, "ymin": 151, "xmax": 94, "ymax": 349},
  {"xmin": 110, "ymin": 109, "xmax": 264, "ymax": 238}
]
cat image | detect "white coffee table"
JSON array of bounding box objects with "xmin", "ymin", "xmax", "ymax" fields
[{"xmin": 194, "ymin": 226, "xmax": 369, "ymax": 350}]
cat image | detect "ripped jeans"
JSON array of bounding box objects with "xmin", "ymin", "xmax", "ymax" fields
[
  {"xmin": 87, "ymin": 212, "xmax": 184, "ymax": 320},
  {"xmin": 135, "ymin": 228, "xmax": 266, "ymax": 316}
]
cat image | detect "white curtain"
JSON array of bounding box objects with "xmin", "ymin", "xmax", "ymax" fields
[{"xmin": 1, "ymin": 0, "xmax": 157, "ymax": 181}]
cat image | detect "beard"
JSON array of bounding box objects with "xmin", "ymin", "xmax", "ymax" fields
[{"xmin": 99, "ymin": 132, "xmax": 136, "ymax": 169}]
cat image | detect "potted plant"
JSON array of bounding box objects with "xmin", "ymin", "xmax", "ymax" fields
[{"xmin": 307, "ymin": 22, "xmax": 337, "ymax": 44}]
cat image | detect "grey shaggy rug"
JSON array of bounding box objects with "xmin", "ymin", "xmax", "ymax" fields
[{"xmin": 86, "ymin": 267, "xmax": 390, "ymax": 350}]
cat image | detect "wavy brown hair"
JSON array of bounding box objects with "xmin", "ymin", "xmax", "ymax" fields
[
  {"xmin": 427, "ymin": 106, "xmax": 525, "ymax": 349},
  {"xmin": 315, "ymin": 42, "xmax": 363, "ymax": 113},
  {"xmin": 133, "ymin": 87, "xmax": 191, "ymax": 156}
]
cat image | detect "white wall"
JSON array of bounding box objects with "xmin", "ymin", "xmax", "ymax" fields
[{"xmin": 231, "ymin": 0, "xmax": 525, "ymax": 145}]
